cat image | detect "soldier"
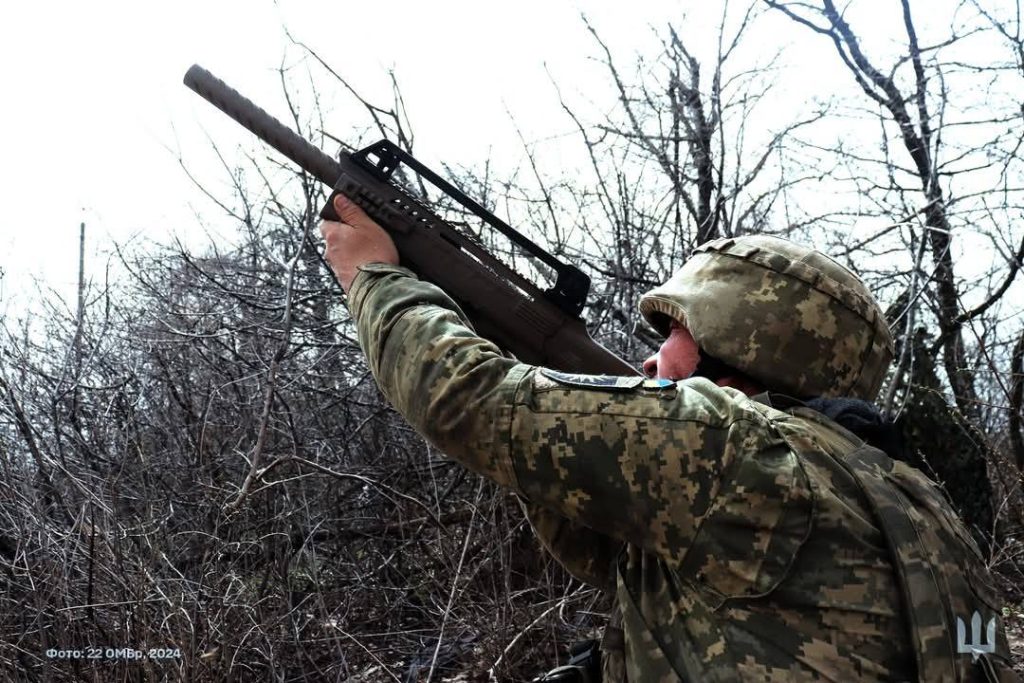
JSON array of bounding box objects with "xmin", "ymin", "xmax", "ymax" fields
[{"xmin": 321, "ymin": 194, "xmax": 1013, "ymax": 682}]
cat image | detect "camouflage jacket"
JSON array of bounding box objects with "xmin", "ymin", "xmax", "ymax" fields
[{"xmin": 347, "ymin": 264, "xmax": 1011, "ymax": 682}]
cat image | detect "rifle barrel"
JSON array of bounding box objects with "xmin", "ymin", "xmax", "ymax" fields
[{"xmin": 183, "ymin": 64, "xmax": 342, "ymax": 186}]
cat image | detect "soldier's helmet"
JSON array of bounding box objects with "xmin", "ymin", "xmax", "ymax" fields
[{"xmin": 638, "ymin": 234, "xmax": 894, "ymax": 400}]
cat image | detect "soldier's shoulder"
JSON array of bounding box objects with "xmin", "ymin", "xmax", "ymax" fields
[{"xmin": 527, "ymin": 368, "xmax": 769, "ymax": 428}]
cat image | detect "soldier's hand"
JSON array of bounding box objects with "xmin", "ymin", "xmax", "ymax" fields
[{"xmin": 320, "ymin": 194, "xmax": 399, "ymax": 293}]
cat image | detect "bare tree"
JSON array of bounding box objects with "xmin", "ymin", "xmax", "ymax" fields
[{"xmin": 762, "ymin": 0, "xmax": 1024, "ymax": 554}]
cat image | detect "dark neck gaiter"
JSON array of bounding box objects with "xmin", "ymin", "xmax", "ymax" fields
[
  {"xmin": 691, "ymin": 349, "xmax": 905, "ymax": 462},
  {"xmin": 804, "ymin": 397, "xmax": 907, "ymax": 462}
]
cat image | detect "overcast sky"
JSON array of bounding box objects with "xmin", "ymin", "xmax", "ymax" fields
[
  {"xmin": 0, "ymin": 0, "xmax": 988, "ymax": 316},
  {"xmin": 0, "ymin": 2, "xmax": 656, "ymax": 307}
]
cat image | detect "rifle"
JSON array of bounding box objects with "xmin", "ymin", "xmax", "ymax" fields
[{"xmin": 183, "ymin": 65, "xmax": 636, "ymax": 376}]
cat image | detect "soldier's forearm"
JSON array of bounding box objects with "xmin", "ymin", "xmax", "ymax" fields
[{"xmin": 349, "ymin": 263, "xmax": 527, "ymax": 488}]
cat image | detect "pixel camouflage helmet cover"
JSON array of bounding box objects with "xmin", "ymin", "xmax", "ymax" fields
[{"xmin": 638, "ymin": 235, "xmax": 895, "ymax": 400}]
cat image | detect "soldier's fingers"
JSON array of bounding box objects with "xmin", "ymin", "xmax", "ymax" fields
[{"xmin": 333, "ymin": 195, "xmax": 379, "ymax": 231}]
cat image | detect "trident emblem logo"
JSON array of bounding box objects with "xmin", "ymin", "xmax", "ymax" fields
[{"xmin": 956, "ymin": 611, "xmax": 996, "ymax": 661}]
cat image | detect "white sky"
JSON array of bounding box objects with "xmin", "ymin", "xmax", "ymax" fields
[
  {"xmin": 0, "ymin": 0, "xmax": 1009, "ymax": 318},
  {"xmin": 0, "ymin": 1, "xmax": 694, "ymax": 310}
]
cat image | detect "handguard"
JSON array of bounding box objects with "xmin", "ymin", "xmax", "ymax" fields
[{"xmin": 326, "ymin": 139, "xmax": 591, "ymax": 318}]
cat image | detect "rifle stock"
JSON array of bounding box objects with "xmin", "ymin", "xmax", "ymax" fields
[{"xmin": 184, "ymin": 65, "xmax": 638, "ymax": 376}]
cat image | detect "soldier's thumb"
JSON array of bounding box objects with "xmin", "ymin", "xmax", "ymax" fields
[{"xmin": 333, "ymin": 194, "xmax": 373, "ymax": 229}]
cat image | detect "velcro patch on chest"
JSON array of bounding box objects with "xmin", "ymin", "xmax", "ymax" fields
[{"xmin": 538, "ymin": 368, "xmax": 672, "ymax": 392}]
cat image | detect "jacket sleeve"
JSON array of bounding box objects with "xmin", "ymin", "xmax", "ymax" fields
[{"xmin": 348, "ymin": 263, "xmax": 781, "ymax": 561}]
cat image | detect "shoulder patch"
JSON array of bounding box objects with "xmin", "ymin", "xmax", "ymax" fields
[{"xmin": 538, "ymin": 368, "xmax": 645, "ymax": 391}]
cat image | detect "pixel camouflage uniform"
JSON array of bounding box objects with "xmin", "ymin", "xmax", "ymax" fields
[{"xmin": 344, "ymin": 235, "xmax": 1011, "ymax": 682}]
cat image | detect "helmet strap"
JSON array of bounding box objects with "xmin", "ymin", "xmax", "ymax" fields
[{"xmin": 691, "ymin": 349, "xmax": 738, "ymax": 383}]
